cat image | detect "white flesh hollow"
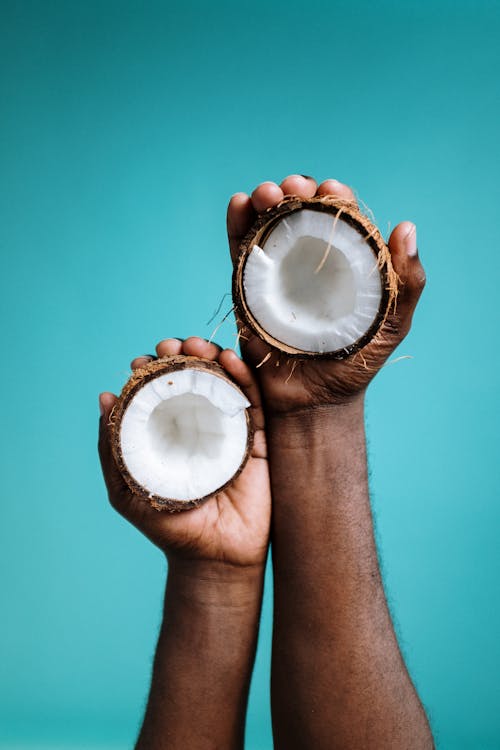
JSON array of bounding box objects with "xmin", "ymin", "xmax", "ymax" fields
[
  {"xmin": 243, "ymin": 209, "xmax": 383, "ymax": 353},
  {"xmin": 119, "ymin": 369, "xmax": 250, "ymax": 501}
]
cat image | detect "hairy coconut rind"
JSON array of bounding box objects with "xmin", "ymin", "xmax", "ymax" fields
[
  {"xmin": 233, "ymin": 195, "xmax": 398, "ymax": 359},
  {"xmin": 109, "ymin": 355, "xmax": 254, "ymax": 513}
]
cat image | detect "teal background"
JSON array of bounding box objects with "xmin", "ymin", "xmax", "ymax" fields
[{"xmin": 1, "ymin": 1, "xmax": 499, "ymax": 748}]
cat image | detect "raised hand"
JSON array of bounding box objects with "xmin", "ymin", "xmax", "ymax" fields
[
  {"xmin": 99, "ymin": 336, "xmax": 271, "ymax": 568},
  {"xmin": 99, "ymin": 336, "xmax": 272, "ymax": 749},
  {"xmin": 228, "ymin": 175, "xmax": 434, "ymax": 748},
  {"xmin": 227, "ymin": 175, "xmax": 426, "ymax": 411}
]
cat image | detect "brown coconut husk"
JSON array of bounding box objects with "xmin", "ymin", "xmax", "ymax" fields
[
  {"xmin": 232, "ymin": 195, "xmax": 399, "ymax": 360},
  {"xmin": 110, "ymin": 355, "xmax": 254, "ymax": 512}
]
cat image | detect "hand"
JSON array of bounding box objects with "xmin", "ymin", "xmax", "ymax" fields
[
  {"xmin": 227, "ymin": 175, "xmax": 426, "ymax": 412},
  {"xmin": 98, "ymin": 337, "xmax": 271, "ymax": 569}
]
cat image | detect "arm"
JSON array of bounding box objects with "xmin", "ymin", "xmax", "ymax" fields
[
  {"xmin": 227, "ymin": 174, "xmax": 434, "ymax": 748},
  {"xmin": 268, "ymin": 401, "xmax": 432, "ymax": 748},
  {"xmin": 136, "ymin": 559, "xmax": 265, "ymax": 750},
  {"xmin": 98, "ymin": 337, "xmax": 271, "ymax": 750}
]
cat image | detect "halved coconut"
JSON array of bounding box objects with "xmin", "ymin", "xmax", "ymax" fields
[
  {"xmin": 110, "ymin": 356, "xmax": 253, "ymax": 512},
  {"xmin": 233, "ymin": 196, "xmax": 398, "ymax": 359}
]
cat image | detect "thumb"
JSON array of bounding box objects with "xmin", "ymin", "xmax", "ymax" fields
[
  {"xmin": 98, "ymin": 392, "xmax": 130, "ymax": 511},
  {"xmin": 226, "ymin": 192, "xmax": 255, "ymax": 264},
  {"xmin": 385, "ymin": 222, "xmax": 426, "ymax": 339}
]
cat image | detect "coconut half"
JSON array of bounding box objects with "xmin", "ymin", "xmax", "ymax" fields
[
  {"xmin": 233, "ymin": 196, "xmax": 397, "ymax": 359},
  {"xmin": 110, "ymin": 356, "xmax": 253, "ymax": 512}
]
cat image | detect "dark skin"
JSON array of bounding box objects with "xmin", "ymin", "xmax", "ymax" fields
[
  {"xmin": 99, "ymin": 337, "xmax": 271, "ymax": 750},
  {"xmin": 99, "ymin": 174, "xmax": 433, "ymax": 749},
  {"xmin": 226, "ymin": 175, "xmax": 433, "ymax": 748}
]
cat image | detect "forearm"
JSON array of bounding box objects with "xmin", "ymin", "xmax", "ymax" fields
[
  {"xmin": 136, "ymin": 559, "xmax": 265, "ymax": 750},
  {"xmin": 268, "ymin": 398, "xmax": 433, "ymax": 749}
]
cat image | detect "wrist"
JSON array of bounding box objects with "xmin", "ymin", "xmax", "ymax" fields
[
  {"xmin": 258, "ymin": 367, "xmax": 367, "ymax": 414},
  {"xmin": 166, "ymin": 556, "xmax": 266, "ymax": 610},
  {"xmin": 266, "ymin": 393, "xmax": 365, "ymax": 444}
]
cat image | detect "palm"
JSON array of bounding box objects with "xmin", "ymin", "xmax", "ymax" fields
[
  {"xmin": 132, "ymin": 441, "xmax": 270, "ymax": 567},
  {"xmin": 239, "ymin": 314, "xmax": 406, "ymax": 411},
  {"xmin": 227, "ymin": 175, "xmax": 425, "ymax": 411},
  {"xmin": 99, "ymin": 338, "xmax": 271, "ymax": 568}
]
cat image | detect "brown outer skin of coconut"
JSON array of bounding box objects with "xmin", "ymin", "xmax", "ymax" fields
[
  {"xmin": 232, "ymin": 195, "xmax": 397, "ymax": 360},
  {"xmin": 109, "ymin": 355, "xmax": 254, "ymax": 513}
]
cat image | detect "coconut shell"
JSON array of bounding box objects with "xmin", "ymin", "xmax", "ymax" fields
[
  {"xmin": 233, "ymin": 195, "xmax": 398, "ymax": 359},
  {"xmin": 110, "ymin": 355, "xmax": 254, "ymax": 512}
]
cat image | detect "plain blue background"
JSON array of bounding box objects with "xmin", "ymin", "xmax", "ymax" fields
[{"xmin": 1, "ymin": 1, "xmax": 499, "ymax": 748}]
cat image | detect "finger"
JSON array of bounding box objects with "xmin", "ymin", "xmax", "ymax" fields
[
  {"xmin": 182, "ymin": 336, "xmax": 222, "ymax": 361},
  {"xmin": 130, "ymin": 354, "xmax": 156, "ymax": 370},
  {"xmin": 98, "ymin": 392, "xmax": 130, "ymax": 510},
  {"xmin": 156, "ymin": 338, "xmax": 183, "ymax": 357},
  {"xmin": 317, "ymin": 179, "xmax": 357, "ymax": 203},
  {"xmin": 227, "ymin": 192, "xmax": 256, "ymax": 263},
  {"xmin": 219, "ymin": 348, "xmax": 265, "ymax": 431},
  {"xmin": 280, "ymin": 174, "xmax": 317, "ymax": 199},
  {"xmin": 251, "ymin": 181, "xmax": 284, "ymax": 212},
  {"xmin": 386, "ymin": 222, "xmax": 426, "ymax": 336}
]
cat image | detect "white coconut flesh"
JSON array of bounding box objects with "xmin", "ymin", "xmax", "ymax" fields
[
  {"xmin": 243, "ymin": 209, "xmax": 383, "ymax": 353},
  {"xmin": 119, "ymin": 368, "xmax": 250, "ymax": 502}
]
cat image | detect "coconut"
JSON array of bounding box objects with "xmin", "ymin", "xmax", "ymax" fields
[
  {"xmin": 110, "ymin": 356, "xmax": 253, "ymax": 512},
  {"xmin": 233, "ymin": 195, "xmax": 398, "ymax": 359}
]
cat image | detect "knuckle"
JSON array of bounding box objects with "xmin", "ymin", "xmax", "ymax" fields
[
  {"xmin": 382, "ymin": 315, "xmax": 402, "ymax": 338},
  {"xmin": 413, "ymin": 268, "xmax": 426, "ymax": 290},
  {"xmin": 382, "ymin": 312, "xmax": 411, "ymax": 343}
]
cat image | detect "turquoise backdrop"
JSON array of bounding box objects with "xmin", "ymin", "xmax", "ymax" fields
[{"xmin": 1, "ymin": 1, "xmax": 499, "ymax": 748}]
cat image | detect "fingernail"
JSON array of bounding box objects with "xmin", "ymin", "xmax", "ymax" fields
[
  {"xmin": 99, "ymin": 394, "xmax": 104, "ymax": 416},
  {"xmin": 405, "ymin": 224, "xmax": 417, "ymax": 257},
  {"xmin": 301, "ymin": 174, "xmax": 313, "ymax": 180}
]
